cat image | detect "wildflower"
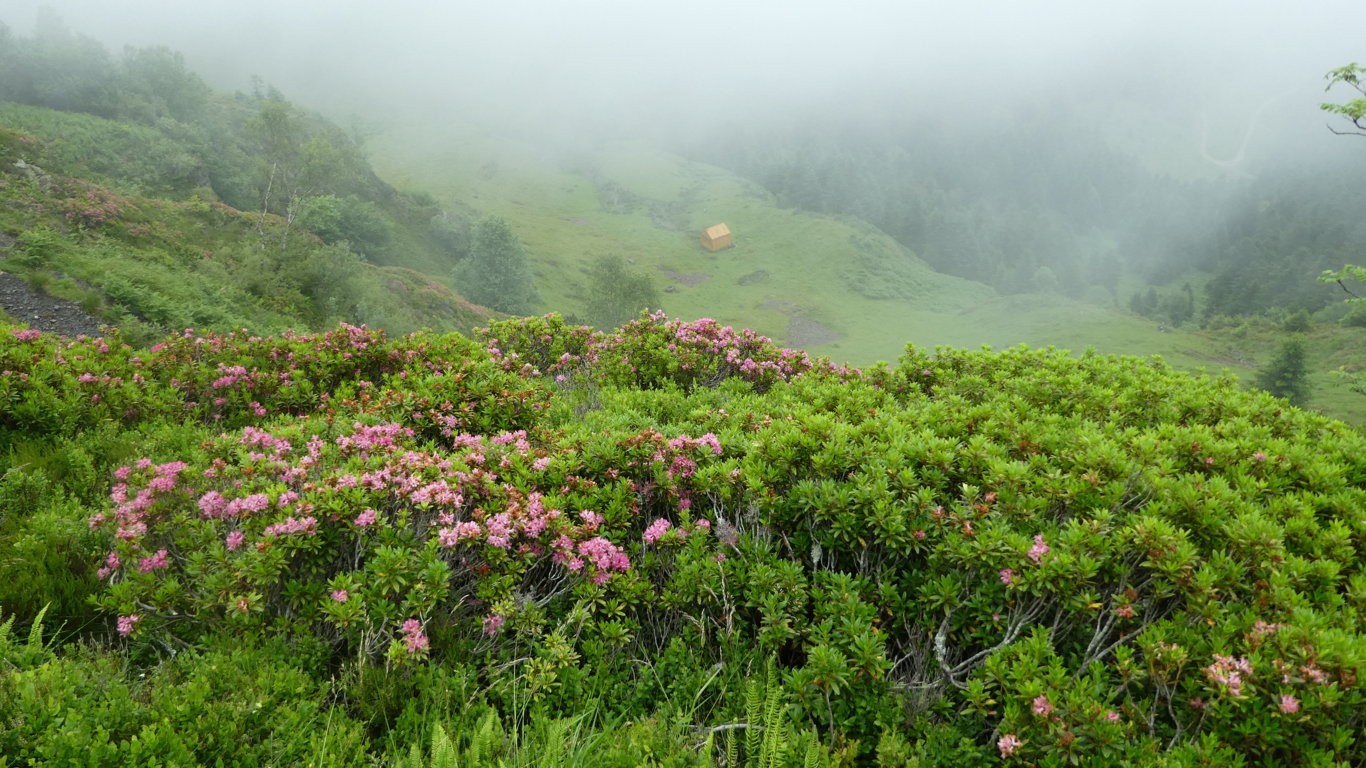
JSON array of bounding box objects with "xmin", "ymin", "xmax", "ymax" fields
[
  {"xmin": 117, "ymin": 614, "xmax": 140, "ymax": 637},
  {"xmin": 999, "ymin": 568, "xmax": 1015, "ymax": 585},
  {"xmin": 997, "ymin": 734, "xmax": 1022, "ymax": 758},
  {"xmin": 225, "ymin": 531, "xmax": 245, "ymax": 551},
  {"xmin": 138, "ymin": 549, "xmax": 170, "ymax": 573},
  {"xmin": 1204, "ymin": 655, "xmax": 1253, "ymax": 697},
  {"xmin": 644, "ymin": 518, "xmax": 672, "ymax": 544},
  {"xmin": 1252, "ymin": 451, "xmax": 1267, "ymax": 463},
  {"xmin": 1278, "ymin": 695, "xmax": 1300, "ymax": 714},
  {"xmin": 532, "ymin": 456, "xmax": 551, "ymax": 471},
  {"xmin": 331, "ymin": 589, "xmax": 349, "ymax": 603},
  {"xmin": 262, "ymin": 515, "xmax": 318, "ymax": 538},
  {"xmin": 1032, "ymin": 694, "xmax": 1054, "ymax": 717},
  {"xmin": 401, "ymin": 618, "xmax": 429, "ymax": 653},
  {"xmin": 354, "ymin": 508, "xmax": 378, "ymax": 528},
  {"xmin": 1028, "ymin": 534, "xmax": 1050, "ymax": 563},
  {"xmin": 1106, "ymin": 711, "xmax": 1120, "ymax": 723},
  {"xmin": 483, "ymin": 614, "xmax": 505, "ymax": 635}
]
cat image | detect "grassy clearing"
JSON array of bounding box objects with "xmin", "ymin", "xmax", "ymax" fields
[{"xmin": 373, "ymin": 126, "xmax": 1365, "ymax": 427}]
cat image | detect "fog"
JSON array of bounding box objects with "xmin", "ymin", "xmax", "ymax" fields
[{"xmin": 2, "ymin": 0, "xmax": 1362, "ymax": 154}]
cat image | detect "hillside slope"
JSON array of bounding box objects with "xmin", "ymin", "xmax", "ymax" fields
[
  {"xmin": 373, "ymin": 128, "xmax": 1366, "ymax": 427},
  {"xmin": 0, "ymin": 103, "xmax": 492, "ymax": 340}
]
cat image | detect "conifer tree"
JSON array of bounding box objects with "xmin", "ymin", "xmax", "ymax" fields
[
  {"xmin": 455, "ymin": 217, "xmax": 540, "ymax": 315},
  {"xmin": 1256, "ymin": 338, "xmax": 1310, "ymax": 406}
]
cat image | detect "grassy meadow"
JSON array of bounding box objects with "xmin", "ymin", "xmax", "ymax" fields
[{"xmin": 372, "ymin": 127, "xmax": 1365, "ymax": 428}]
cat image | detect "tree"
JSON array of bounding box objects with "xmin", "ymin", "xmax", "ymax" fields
[
  {"xmin": 1256, "ymin": 338, "xmax": 1310, "ymax": 406},
  {"xmin": 584, "ymin": 255, "xmax": 659, "ymax": 329},
  {"xmin": 1319, "ymin": 67, "xmax": 1366, "ymax": 393},
  {"xmin": 1321, "ymin": 63, "xmax": 1366, "ymax": 136},
  {"xmin": 455, "ymin": 217, "xmax": 540, "ymax": 315}
]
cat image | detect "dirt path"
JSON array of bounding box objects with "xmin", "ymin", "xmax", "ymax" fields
[{"xmin": 0, "ymin": 271, "xmax": 109, "ymax": 338}]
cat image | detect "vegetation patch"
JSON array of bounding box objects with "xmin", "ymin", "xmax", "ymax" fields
[{"xmin": 2, "ymin": 313, "xmax": 1361, "ymax": 764}]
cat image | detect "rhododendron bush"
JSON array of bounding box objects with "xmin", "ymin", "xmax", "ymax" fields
[{"xmin": 3, "ymin": 314, "xmax": 1364, "ymax": 764}]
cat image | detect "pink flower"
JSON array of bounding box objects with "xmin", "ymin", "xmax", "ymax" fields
[
  {"xmin": 1204, "ymin": 655, "xmax": 1253, "ymax": 697},
  {"xmin": 483, "ymin": 614, "xmax": 505, "ymax": 635},
  {"xmin": 643, "ymin": 518, "xmax": 672, "ymax": 544},
  {"xmin": 331, "ymin": 589, "xmax": 349, "ymax": 603},
  {"xmin": 138, "ymin": 549, "xmax": 170, "ymax": 573},
  {"xmin": 262, "ymin": 515, "xmax": 318, "ymax": 538},
  {"xmin": 532, "ymin": 456, "xmax": 551, "ymax": 471},
  {"xmin": 117, "ymin": 614, "xmax": 140, "ymax": 637},
  {"xmin": 225, "ymin": 531, "xmax": 245, "ymax": 551},
  {"xmin": 1032, "ymin": 694, "xmax": 1054, "ymax": 717},
  {"xmin": 997, "ymin": 734, "xmax": 1022, "ymax": 758},
  {"xmin": 999, "ymin": 568, "xmax": 1014, "ymax": 585},
  {"xmin": 401, "ymin": 618, "xmax": 429, "ymax": 653},
  {"xmin": 354, "ymin": 508, "xmax": 378, "ymax": 528},
  {"xmin": 1028, "ymin": 534, "xmax": 1051, "ymax": 563},
  {"xmin": 1278, "ymin": 695, "xmax": 1300, "ymax": 714},
  {"xmin": 1106, "ymin": 711, "xmax": 1120, "ymax": 723}
]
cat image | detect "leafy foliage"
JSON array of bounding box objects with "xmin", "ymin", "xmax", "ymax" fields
[
  {"xmin": 455, "ymin": 217, "xmax": 541, "ymax": 315},
  {"xmin": 2, "ymin": 314, "xmax": 1362, "ymax": 764},
  {"xmin": 1321, "ymin": 63, "xmax": 1366, "ymax": 135}
]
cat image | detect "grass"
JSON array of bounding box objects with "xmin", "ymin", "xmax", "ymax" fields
[{"xmin": 372, "ymin": 124, "xmax": 1366, "ymax": 428}]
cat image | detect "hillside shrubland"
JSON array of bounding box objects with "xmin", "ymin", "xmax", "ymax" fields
[
  {"xmin": 2, "ymin": 313, "xmax": 1362, "ymax": 766},
  {"xmin": 0, "ymin": 26, "xmax": 493, "ymax": 340}
]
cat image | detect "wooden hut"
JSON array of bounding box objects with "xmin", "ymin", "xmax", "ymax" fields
[{"xmin": 701, "ymin": 223, "xmax": 732, "ymax": 251}]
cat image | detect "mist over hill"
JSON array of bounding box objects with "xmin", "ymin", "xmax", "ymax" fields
[{"xmin": 1, "ymin": 6, "xmax": 1365, "ymax": 765}]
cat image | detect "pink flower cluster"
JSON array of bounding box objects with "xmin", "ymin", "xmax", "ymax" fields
[
  {"xmin": 198, "ymin": 491, "xmax": 271, "ymax": 520},
  {"xmin": 96, "ymin": 551, "xmax": 121, "ymax": 580},
  {"xmin": 262, "ymin": 515, "xmax": 318, "ymax": 538},
  {"xmin": 95, "ymin": 459, "xmax": 195, "ymax": 550},
  {"xmin": 1028, "ymin": 534, "xmax": 1051, "ymax": 563},
  {"xmin": 1032, "ymin": 694, "xmax": 1054, "ymax": 717},
  {"xmin": 483, "ymin": 613, "xmax": 505, "ymax": 635},
  {"xmin": 575, "ymin": 536, "xmax": 631, "ymax": 583},
  {"xmin": 117, "ymin": 614, "xmax": 140, "ymax": 637},
  {"xmin": 643, "ymin": 518, "xmax": 673, "ymax": 544},
  {"xmin": 211, "ymin": 364, "xmax": 252, "ymax": 390},
  {"xmin": 401, "ymin": 618, "xmax": 429, "ymax": 654},
  {"xmin": 138, "ymin": 549, "xmax": 170, "ymax": 573},
  {"xmin": 437, "ymin": 521, "xmax": 482, "ymax": 548},
  {"xmin": 997, "ymin": 734, "xmax": 1022, "ymax": 758},
  {"xmin": 334, "ymin": 422, "xmax": 413, "ymax": 456},
  {"xmin": 1204, "ymin": 654, "xmax": 1254, "ymax": 697}
]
